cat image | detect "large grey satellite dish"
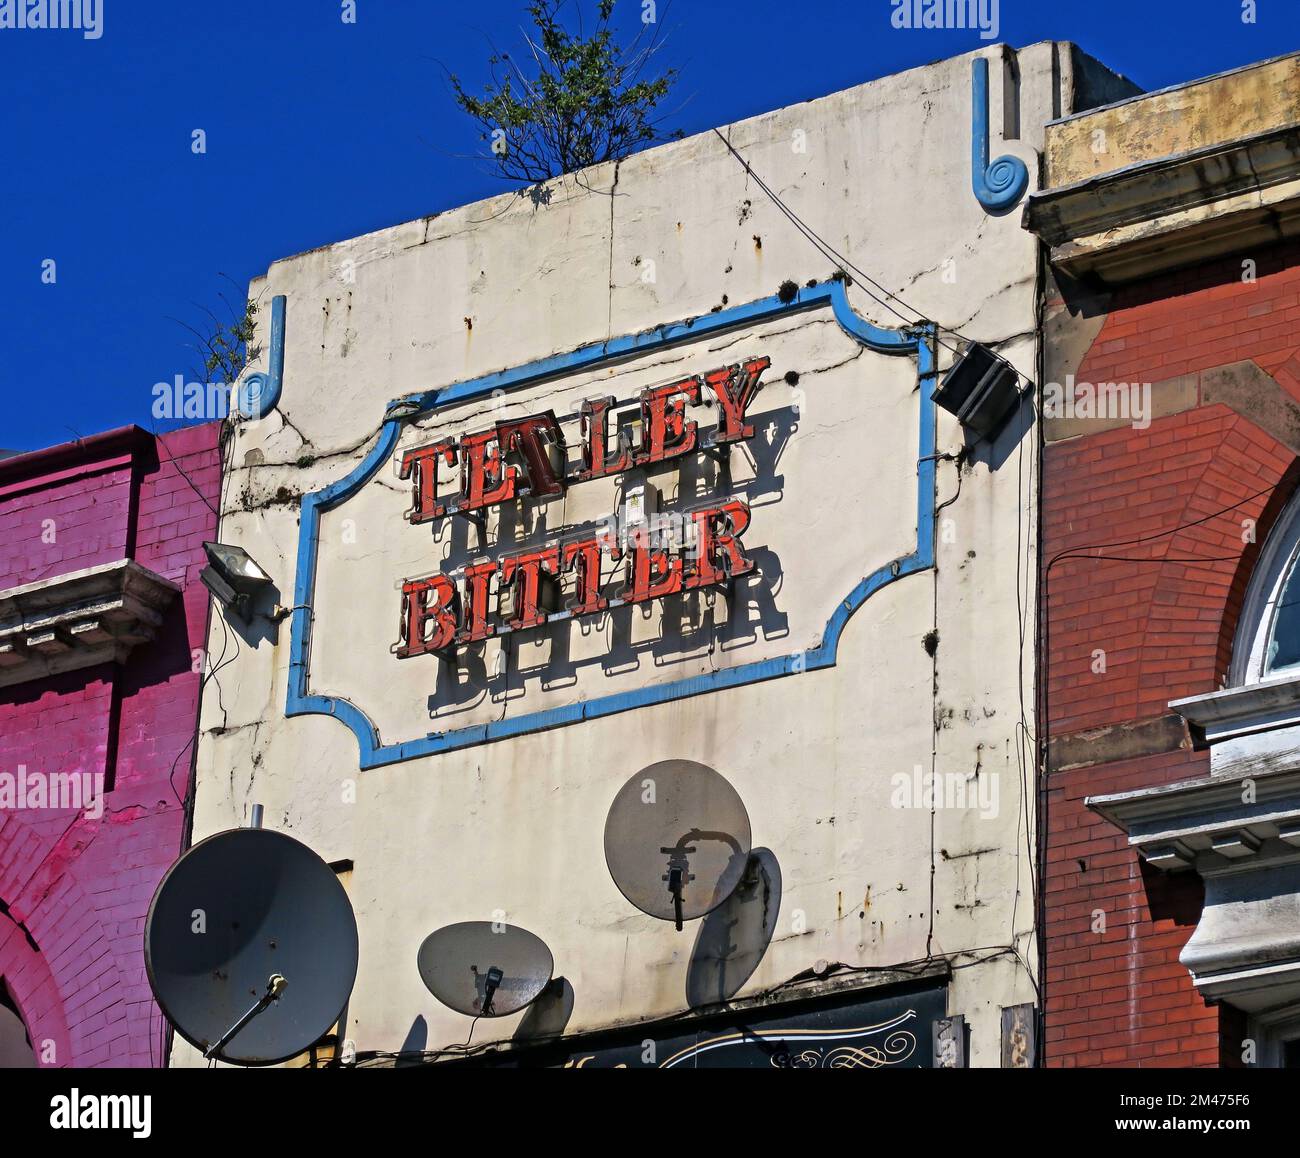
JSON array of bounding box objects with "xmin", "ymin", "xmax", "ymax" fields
[
  {"xmin": 604, "ymin": 759, "xmax": 752, "ymax": 930},
  {"xmin": 417, "ymin": 922, "xmax": 554, "ymax": 1018},
  {"xmin": 144, "ymin": 828, "xmax": 359, "ymax": 1066}
]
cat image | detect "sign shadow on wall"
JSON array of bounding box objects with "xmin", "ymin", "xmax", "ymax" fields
[{"xmin": 421, "ymin": 407, "xmax": 798, "ymax": 722}]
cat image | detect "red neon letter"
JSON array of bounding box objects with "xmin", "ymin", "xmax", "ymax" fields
[
  {"xmin": 636, "ymin": 379, "xmax": 700, "ymax": 466},
  {"xmin": 457, "ymin": 561, "xmax": 498, "ymax": 642},
  {"xmin": 562, "ymin": 535, "xmax": 617, "ymax": 615},
  {"xmin": 397, "ymin": 575, "xmax": 459, "ymax": 658},
  {"xmin": 621, "ymin": 525, "xmax": 683, "ymax": 603},
  {"xmin": 460, "ymin": 430, "xmax": 515, "ymax": 512},
  {"xmin": 578, "ymin": 397, "xmax": 632, "ymax": 480},
  {"xmin": 399, "ymin": 440, "xmax": 457, "ymax": 523},
  {"xmin": 499, "ymin": 546, "xmax": 561, "ymax": 630},
  {"xmin": 687, "ymin": 500, "xmax": 755, "ymax": 588},
  {"xmin": 702, "ymin": 356, "xmax": 770, "ymax": 444},
  {"xmin": 496, "ymin": 413, "xmax": 566, "ymax": 499}
]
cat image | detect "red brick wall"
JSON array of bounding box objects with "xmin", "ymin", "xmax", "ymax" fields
[
  {"xmin": 0, "ymin": 423, "xmax": 221, "ymax": 1067},
  {"xmin": 1044, "ymin": 241, "xmax": 1300, "ymax": 1067}
]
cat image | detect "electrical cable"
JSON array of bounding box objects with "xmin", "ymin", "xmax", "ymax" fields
[
  {"xmin": 710, "ymin": 129, "xmax": 1036, "ymax": 390},
  {"xmin": 1046, "ymin": 482, "xmax": 1277, "ymax": 566},
  {"xmin": 711, "ymin": 128, "xmax": 925, "ymax": 333}
]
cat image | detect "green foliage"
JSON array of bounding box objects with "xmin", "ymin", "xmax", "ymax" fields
[
  {"xmin": 203, "ymin": 297, "xmax": 260, "ymax": 385},
  {"xmin": 170, "ymin": 284, "xmax": 263, "ymax": 392},
  {"xmin": 451, "ymin": 0, "xmax": 682, "ymax": 185}
]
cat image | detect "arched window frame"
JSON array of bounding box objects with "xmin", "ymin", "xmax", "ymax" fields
[{"xmin": 1231, "ymin": 489, "xmax": 1300, "ymax": 686}]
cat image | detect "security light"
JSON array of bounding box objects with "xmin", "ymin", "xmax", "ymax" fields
[
  {"xmin": 931, "ymin": 342, "xmax": 1025, "ymax": 443},
  {"xmin": 200, "ymin": 542, "xmax": 274, "ymax": 621}
]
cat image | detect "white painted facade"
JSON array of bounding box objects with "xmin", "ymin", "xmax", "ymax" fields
[{"xmin": 181, "ymin": 42, "xmax": 1124, "ymax": 1068}]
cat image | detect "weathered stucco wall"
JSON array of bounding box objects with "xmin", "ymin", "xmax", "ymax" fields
[{"xmin": 182, "ymin": 42, "xmax": 1096, "ymax": 1067}]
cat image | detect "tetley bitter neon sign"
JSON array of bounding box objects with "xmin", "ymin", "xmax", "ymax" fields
[{"xmin": 395, "ymin": 355, "xmax": 771, "ymax": 660}]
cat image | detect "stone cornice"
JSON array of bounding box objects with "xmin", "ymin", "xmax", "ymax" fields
[
  {"xmin": 1023, "ymin": 124, "xmax": 1300, "ymax": 285},
  {"xmin": 1171, "ymin": 676, "xmax": 1300, "ymax": 744},
  {"xmin": 0, "ymin": 425, "xmax": 154, "ymax": 499},
  {"xmin": 0, "ymin": 560, "xmax": 181, "ymax": 687},
  {"xmin": 1087, "ymin": 764, "xmax": 1300, "ymax": 873},
  {"xmin": 1089, "ymin": 764, "xmax": 1300, "ymax": 1010}
]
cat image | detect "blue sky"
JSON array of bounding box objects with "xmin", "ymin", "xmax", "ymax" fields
[{"xmin": 0, "ymin": 0, "xmax": 1295, "ymax": 452}]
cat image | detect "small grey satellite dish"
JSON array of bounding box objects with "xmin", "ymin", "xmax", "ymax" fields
[
  {"xmin": 604, "ymin": 759, "xmax": 752, "ymax": 930},
  {"xmin": 144, "ymin": 828, "xmax": 358, "ymax": 1066},
  {"xmin": 417, "ymin": 922, "xmax": 554, "ymax": 1018}
]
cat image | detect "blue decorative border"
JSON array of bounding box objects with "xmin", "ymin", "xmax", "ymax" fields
[
  {"xmin": 286, "ymin": 280, "xmax": 937, "ymax": 769},
  {"xmin": 971, "ymin": 57, "xmax": 1030, "ymax": 214},
  {"xmin": 238, "ymin": 295, "xmax": 286, "ymax": 419}
]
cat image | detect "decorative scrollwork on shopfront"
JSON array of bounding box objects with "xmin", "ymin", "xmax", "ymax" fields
[
  {"xmin": 659, "ymin": 1009, "xmax": 921, "ymax": 1068},
  {"xmin": 769, "ymin": 1031, "xmax": 918, "ymax": 1069}
]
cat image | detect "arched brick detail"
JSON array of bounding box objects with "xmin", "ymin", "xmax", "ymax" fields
[
  {"xmin": 1138, "ymin": 412, "xmax": 1297, "ymax": 709},
  {"xmin": 0, "ymin": 807, "xmax": 138, "ymax": 1067},
  {"xmin": 0, "ymin": 903, "xmax": 71, "ymax": 1067},
  {"xmin": 1045, "ymin": 408, "xmax": 1295, "ymax": 734}
]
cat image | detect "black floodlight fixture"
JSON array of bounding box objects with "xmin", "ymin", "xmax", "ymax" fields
[
  {"xmin": 200, "ymin": 542, "xmax": 274, "ymax": 621},
  {"xmin": 931, "ymin": 342, "xmax": 1024, "ymax": 443}
]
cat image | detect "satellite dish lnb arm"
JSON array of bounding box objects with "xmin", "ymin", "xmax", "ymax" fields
[
  {"xmin": 204, "ymin": 973, "xmax": 288, "ymax": 1061},
  {"xmin": 676, "ymin": 828, "xmax": 744, "ymax": 856},
  {"xmin": 660, "ymin": 829, "xmax": 744, "ymax": 931}
]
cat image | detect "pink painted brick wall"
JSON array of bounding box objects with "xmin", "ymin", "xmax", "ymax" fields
[
  {"xmin": 0, "ymin": 423, "xmax": 222, "ymax": 1067},
  {"xmin": 0, "ymin": 471, "xmax": 132, "ymax": 591}
]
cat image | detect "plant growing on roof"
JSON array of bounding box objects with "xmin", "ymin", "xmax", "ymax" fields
[
  {"xmin": 170, "ymin": 278, "xmax": 262, "ymax": 388},
  {"xmin": 450, "ymin": 0, "xmax": 682, "ymax": 187},
  {"xmin": 202, "ymin": 296, "xmax": 260, "ymax": 386}
]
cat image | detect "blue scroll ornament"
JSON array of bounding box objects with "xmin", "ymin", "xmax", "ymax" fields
[
  {"xmin": 971, "ymin": 57, "xmax": 1029, "ymax": 214},
  {"xmin": 237, "ymin": 295, "xmax": 286, "ymax": 419}
]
